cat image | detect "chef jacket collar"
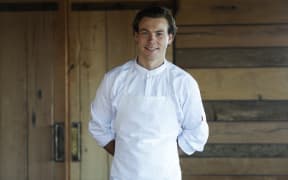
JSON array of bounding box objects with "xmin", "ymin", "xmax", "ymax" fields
[{"xmin": 134, "ymin": 58, "xmax": 167, "ymax": 76}]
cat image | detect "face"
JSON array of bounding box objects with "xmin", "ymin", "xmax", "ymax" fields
[{"xmin": 134, "ymin": 17, "xmax": 173, "ymax": 67}]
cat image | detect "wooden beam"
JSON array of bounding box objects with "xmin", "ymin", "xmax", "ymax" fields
[
  {"xmin": 182, "ymin": 175, "xmax": 288, "ymax": 180},
  {"xmin": 186, "ymin": 68, "xmax": 288, "ymax": 100},
  {"xmin": 204, "ymin": 100, "xmax": 288, "ymax": 121},
  {"xmin": 0, "ymin": 2, "xmax": 58, "ymax": 11},
  {"xmin": 176, "ymin": 24, "xmax": 288, "ymax": 48},
  {"xmin": 175, "ymin": 48, "xmax": 288, "ymax": 68},
  {"xmin": 191, "ymin": 144, "xmax": 288, "ymax": 158},
  {"xmin": 208, "ymin": 122, "xmax": 288, "ymax": 143},
  {"xmin": 176, "ymin": 0, "xmax": 288, "ymax": 25},
  {"xmin": 181, "ymin": 158, "xmax": 288, "ymax": 175},
  {"xmin": 71, "ymin": 1, "xmax": 174, "ymax": 11}
]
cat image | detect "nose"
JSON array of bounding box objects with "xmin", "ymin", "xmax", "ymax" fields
[{"xmin": 148, "ymin": 33, "xmax": 156, "ymax": 41}]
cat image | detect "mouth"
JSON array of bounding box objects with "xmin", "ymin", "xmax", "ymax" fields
[{"xmin": 144, "ymin": 46, "xmax": 159, "ymax": 52}]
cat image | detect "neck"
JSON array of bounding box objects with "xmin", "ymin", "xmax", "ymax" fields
[{"xmin": 137, "ymin": 57, "xmax": 165, "ymax": 70}]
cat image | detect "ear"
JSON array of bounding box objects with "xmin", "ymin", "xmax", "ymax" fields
[{"xmin": 168, "ymin": 33, "xmax": 174, "ymax": 45}]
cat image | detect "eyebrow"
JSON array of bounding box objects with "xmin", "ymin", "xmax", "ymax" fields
[{"xmin": 139, "ymin": 28, "xmax": 165, "ymax": 33}]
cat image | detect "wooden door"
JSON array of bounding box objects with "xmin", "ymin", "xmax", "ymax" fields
[
  {"xmin": 0, "ymin": 5, "xmax": 67, "ymax": 180},
  {"xmin": 69, "ymin": 9, "xmax": 142, "ymax": 180}
]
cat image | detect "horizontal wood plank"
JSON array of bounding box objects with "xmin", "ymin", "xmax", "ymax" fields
[
  {"xmin": 204, "ymin": 100, "xmax": 288, "ymax": 121},
  {"xmin": 180, "ymin": 158, "xmax": 288, "ymax": 175},
  {"xmin": 0, "ymin": 0, "xmax": 57, "ymax": 2},
  {"xmin": 0, "ymin": 2, "xmax": 58, "ymax": 11},
  {"xmin": 176, "ymin": 0, "xmax": 288, "ymax": 25},
  {"xmin": 175, "ymin": 48, "xmax": 288, "ymax": 68},
  {"xmin": 176, "ymin": 24, "xmax": 288, "ymax": 48},
  {"xmin": 208, "ymin": 122, "xmax": 288, "ymax": 143},
  {"xmin": 71, "ymin": 1, "xmax": 174, "ymax": 11},
  {"xmin": 71, "ymin": 0, "xmax": 171, "ymax": 2},
  {"xmin": 186, "ymin": 68, "xmax": 288, "ymax": 100},
  {"xmin": 182, "ymin": 175, "xmax": 288, "ymax": 180},
  {"xmin": 192, "ymin": 144, "xmax": 288, "ymax": 158}
]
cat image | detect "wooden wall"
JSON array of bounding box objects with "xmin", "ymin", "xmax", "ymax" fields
[
  {"xmin": 2, "ymin": 1, "xmax": 287, "ymax": 180},
  {"xmin": 0, "ymin": 1, "xmax": 66, "ymax": 180},
  {"xmin": 175, "ymin": 0, "xmax": 288, "ymax": 179}
]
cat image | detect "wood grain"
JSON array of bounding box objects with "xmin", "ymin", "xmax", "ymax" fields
[
  {"xmin": 107, "ymin": 10, "xmax": 137, "ymax": 70},
  {"xmin": 71, "ymin": 1, "xmax": 174, "ymax": 10},
  {"xmin": 71, "ymin": 0, "xmax": 171, "ymax": 2},
  {"xmin": 175, "ymin": 48, "xmax": 288, "ymax": 68},
  {"xmin": 192, "ymin": 144, "xmax": 288, "ymax": 158},
  {"xmin": 69, "ymin": 11, "xmax": 109, "ymax": 180},
  {"xmin": 186, "ymin": 68, "xmax": 288, "ymax": 100},
  {"xmin": 0, "ymin": 2, "xmax": 58, "ymax": 11},
  {"xmin": 181, "ymin": 158, "xmax": 288, "ymax": 175},
  {"xmin": 176, "ymin": 24, "xmax": 288, "ymax": 48},
  {"xmin": 204, "ymin": 100, "xmax": 288, "ymax": 121},
  {"xmin": 0, "ymin": 12, "xmax": 28, "ymax": 180},
  {"xmin": 176, "ymin": 0, "xmax": 288, "ymax": 25},
  {"xmin": 182, "ymin": 175, "xmax": 288, "ymax": 180},
  {"xmin": 26, "ymin": 12, "xmax": 57, "ymax": 180},
  {"xmin": 208, "ymin": 122, "xmax": 288, "ymax": 143}
]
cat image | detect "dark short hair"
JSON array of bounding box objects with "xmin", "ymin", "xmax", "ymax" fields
[{"xmin": 132, "ymin": 6, "xmax": 177, "ymax": 36}]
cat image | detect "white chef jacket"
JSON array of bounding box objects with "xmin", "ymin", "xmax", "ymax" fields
[{"xmin": 89, "ymin": 59, "xmax": 209, "ymax": 155}]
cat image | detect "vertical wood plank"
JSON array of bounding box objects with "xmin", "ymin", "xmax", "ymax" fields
[
  {"xmin": 80, "ymin": 11, "xmax": 110, "ymax": 180},
  {"xmin": 0, "ymin": 13, "xmax": 28, "ymax": 180},
  {"xmin": 55, "ymin": 0, "xmax": 67, "ymax": 179},
  {"xmin": 106, "ymin": 10, "xmax": 137, "ymax": 70},
  {"xmin": 69, "ymin": 11, "xmax": 109, "ymax": 180},
  {"xmin": 26, "ymin": 12, "xmax": 58, "ymax": 180},
  {"xmin": 0, "ymin": 26, "xmax": 1, "ymax": 178},
  {"xmin": 69, "ymin": 12, "xmax": 81, "ymax": 180}
]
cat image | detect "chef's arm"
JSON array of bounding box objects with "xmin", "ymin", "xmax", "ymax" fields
[
  {"xmin": 177, "ymin": 77, "xmax": 209, "ymax": 155},
  {"xmin": 104, "ymin": 140, "xmax": 115, "ymax": 156}
]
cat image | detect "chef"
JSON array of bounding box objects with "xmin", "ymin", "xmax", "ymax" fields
[{"xmin": 89, "ymin": 6, "xmax": 209, "ymax": 180}]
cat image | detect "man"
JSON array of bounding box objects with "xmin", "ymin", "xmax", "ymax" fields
[{"xmin": 89, "ymin": 6, "xmax": 209, "ymax": 180}]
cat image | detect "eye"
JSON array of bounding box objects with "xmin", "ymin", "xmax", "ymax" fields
[
  {"xmin": 139, "ymin": 31, "xmax": 148, "ymax": 36},
  {"xmin": 156, "ymin": 32, "xmax": 164, "ymax": 37}
]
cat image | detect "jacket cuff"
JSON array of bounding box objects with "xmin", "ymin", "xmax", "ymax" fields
[
  {"xmin": 91, "ymin": 132, "xmax": 115, "ymax": 147},
  {"xmin": 177, "ymin": 135, "xmax": 195, "ymax": 156}
]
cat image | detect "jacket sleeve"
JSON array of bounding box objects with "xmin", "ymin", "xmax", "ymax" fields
[
  {"xmin": 177, "ymin": 76, "xmax": 209, "ymax": 155},
  {"xmin": 89, "ymin": 74, "xmax": 115, "ymax": 147}
]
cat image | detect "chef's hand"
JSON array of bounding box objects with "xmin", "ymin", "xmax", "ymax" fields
[{"xmin": 104, "ymin": 140, "xmax": 115, "ymax": 156}]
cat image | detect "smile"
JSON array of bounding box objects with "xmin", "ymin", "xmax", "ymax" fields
[{"xmin": 145, "ymin": 47, "xmax": 159, "ymax": 51}]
